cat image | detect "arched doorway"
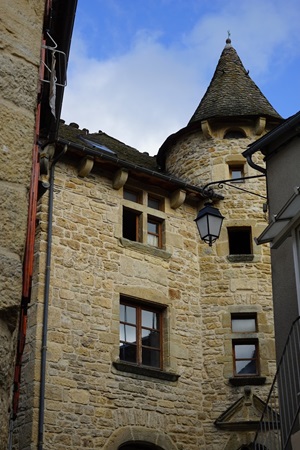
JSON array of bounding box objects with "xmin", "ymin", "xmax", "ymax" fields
[
  {"xmin": 102, "ymin": 426, "xmax": 178, "ymax": 450},
  {"xmin": 119, "ymin": 442, "xmax": 164, "ymax": 450}
]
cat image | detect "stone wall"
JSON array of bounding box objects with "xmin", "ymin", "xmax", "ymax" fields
[
  {"xmin": 164, "ymin": 124, "xmax": 275, "ymax": 447},
  {"xmin": 13, "ymin": 132, "xmax": 275, "ymax": 449},
  {"xmin": 0, "ymin": 1, "xmax": 44, "ymax": 447}
]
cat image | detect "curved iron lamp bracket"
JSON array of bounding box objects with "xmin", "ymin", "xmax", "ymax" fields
[{"xmin": 202, "ymin": 174, "xmax": 266, "ymax": 199}]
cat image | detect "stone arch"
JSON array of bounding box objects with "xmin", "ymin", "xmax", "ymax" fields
[
  {"xmin": 223, "ymin": 128, "xmax": 247, "ymax": 139},
  {"xmin": 119, "ymin": 442, "xmax": 164, "ymax": 449},
  {"xmin": 102, "ymin": 426, "xmax": 179, "ymax": 450}
]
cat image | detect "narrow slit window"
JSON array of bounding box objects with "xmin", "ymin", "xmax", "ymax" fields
[{"xmin": 231, "ymin": 313, "xmax": 259, "ymax": 377}]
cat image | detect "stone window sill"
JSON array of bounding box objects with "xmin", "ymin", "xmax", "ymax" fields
[
  {"xmin": 119, "ymin": 237, "xmax": 171, "ymax": 260},
  {"xmin": 112, "ymin": 361, "xmax": 179, "ymax": 382},
  {"xmin": 227, "ymin": 254, "xmax": 254, "ymax": 263},
  {"xmin": 229, "ymin": 376, "xmax": 266, "ymax": 386}
]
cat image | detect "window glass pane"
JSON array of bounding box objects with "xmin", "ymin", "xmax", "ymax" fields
[
  {"xmin": 120, "ymin": 304, "xmax": 125, "ymax": 322},
  {"xmin": 121, "ymin": 305, "xmax": 136, "ymax": 324},
  {"xmin": 230, "ymin": 165, "xmax": 244, "ymax": 183},
  {"xmin": 147, "ymin": 234, "xmax": 159, "ymax": 247},
  {"xmin": 148, "ymin": 197, "xmax": 160, "ymax": 210},
  {"xmin": 120, "ymin": 343, "xmax": 137, "ymax": 363},
  {"xmin": 124, "ymin": 190, "xmax": 139, "ymax": 202},
  {"xmin": 232, "ymin": 318, "xmax": 256, "ymax": 332},
  {"xmin": 235, "ymin": 344, "xmax": 256, "ymax": 359},
  {"xmin": 142, "ymin": 330, "xmax": 160, "ymax": 348},
  {"xmin": 148, "ymin": 222, "xmax": 158, "ymax": 234},
  {"xmin": 236, "ymin": 359, "xmax": 257, "ymax": 375},
  {"xmin": 231, "ymin": 169, "xmax": 242, "ymax": 179},
  {"xmin": 142, "ymin": 348, "xmax": 160, "ymax": 368},
  {"xmin": 142, "ymin": 310, "xmax": 158, "ymax": 329},
  {"xmin": 147, "ymin": 220, "xmax": 160, "ymax": 247},
  {"xmin": 121, "ymin": 324, "xmax": 136, "ymax": 343}
]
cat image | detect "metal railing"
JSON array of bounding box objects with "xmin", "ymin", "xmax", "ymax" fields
[{"xmin": 254, "ymin": 316, "xmax": 300, "ymax": 449}]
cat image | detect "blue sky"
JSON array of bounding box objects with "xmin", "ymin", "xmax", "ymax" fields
[{"xmin": 62, "ymin": 0, "xmax": 300, "ymax": 155}]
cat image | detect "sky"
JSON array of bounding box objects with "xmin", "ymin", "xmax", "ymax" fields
[{"xmin": 62, "ymin": 0, "xmax": 300, "ymax": 156}]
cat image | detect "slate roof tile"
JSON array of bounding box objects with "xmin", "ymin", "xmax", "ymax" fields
[{"xmin": 189, "ymin": 40, "xmax": 282, "ymax": 124}]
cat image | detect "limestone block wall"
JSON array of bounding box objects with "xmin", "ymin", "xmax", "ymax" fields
[
  {"xmin": 0, "ymin": 1, "xmax": 44, "ymax": 447},
  {"xmin": 164, "ymin": 126, "xmax": 276, "ymax": 447},
  {"xmin": 14, "ymin": 149, "xmax": 275, "ymax": 449}
]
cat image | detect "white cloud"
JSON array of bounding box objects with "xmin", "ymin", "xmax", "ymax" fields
[{"xmin": 62, "ymin": 0, "xmax": 300, "ymax": 155}]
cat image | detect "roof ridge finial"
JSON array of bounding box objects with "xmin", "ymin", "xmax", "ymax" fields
[{"xmin": 226, "ymin": 30, "xmax": 232, "ymax": 47}]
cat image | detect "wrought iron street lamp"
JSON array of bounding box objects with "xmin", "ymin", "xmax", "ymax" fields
[
  {"xmin": 195, "ymin": 173, "xmax": 266, "ymax": 245},
  {"xmin": 195, "ymin": 203, "xmax": 225, "ymax": 246}
]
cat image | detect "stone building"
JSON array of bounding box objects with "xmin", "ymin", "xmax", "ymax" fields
[
  {"xmin": 12, "ymin": 39, "xmax": 281, "ymax": 449},
  {"xmin": 0, "ymin": 1, "xmax": 77, "ymax": 448},
  {"xmin": 0, "ymin": 2, "xmax": 47, "ymax": 446}
]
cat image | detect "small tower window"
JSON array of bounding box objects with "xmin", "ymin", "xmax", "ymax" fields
[
  {"xmin": 229, "ymin": 164, "xmax": 245, "ymax": 182},
  {"xmin": 228, "ymin": 227, "xmax": 252, "ymax": 255},
  {"xmin": 224, "ymin": 129, "xmax": 246, "ymax": 139}
]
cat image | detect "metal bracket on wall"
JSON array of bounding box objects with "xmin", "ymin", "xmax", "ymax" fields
[
  {"xmin": 202, "ymin": 174, "xmax": 267, "ymax": 199},
  {"xmin": 41, "ymin": 31, "xmax": 67, "ymax": 87}
]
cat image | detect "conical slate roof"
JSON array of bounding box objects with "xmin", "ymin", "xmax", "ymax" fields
[{"xmin": 188, "ymin": 38, "xmax": 282, "ymax": 124}]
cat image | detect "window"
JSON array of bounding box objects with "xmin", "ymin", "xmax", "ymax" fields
[
  {"xmin": 147, "ymin": 217, "xmax": 162, "ymax": 247},
  {"xmin": 124, "ymin": 189, "xmax": 140, "ymax": 203},
  {"xmin": 233, "ymin": 339, "xmax": 259, "ymax": 376},
  {"xmin": 123, "ymin": 208, "xmax": 140, "ymax": 241},
  {"xmin": 231, "ymin": 313, "xmax": 259, "ymax": 377},
  {"xmin": 119, "ymin": 298, "xmax": 163, "ymax": 369},
  {"xmin": 232, "ymin": 314, "xmax": 257, "ymax": 332},
  {"xmin": 119, "ymin": 444, "xmax": 164, "ymax": 450},
  {"xmin": 228, "ymin": 227, "xmax": 252, "ymax": 255},
  {"xmin": 224, "ymin": 129, "xmax": 246, "ymax": 139},
  {"xmin": 229, "ymin": 165, "xmax": 244, "ymax": 183},
  {"xmin": 148, "ymin": 196, "xmax": 161, "ymax": 210},
  {"xmin": 123, "ymin": 189, "xmax": 165, "ymax": 248}
]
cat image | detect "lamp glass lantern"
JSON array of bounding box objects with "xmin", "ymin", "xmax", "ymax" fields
[{"xmin": 195, "ymin": 204, "xmax": 224, "ymax": 246}]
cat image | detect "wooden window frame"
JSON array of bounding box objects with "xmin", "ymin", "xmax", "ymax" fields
[
  {"xmin": 232, "ymin": 338, "xmax": 260, "ymax": 377},
  {"xmin": 122, "ymin": 188, "xmax": 165, "ymax": 248},
  {"xmin": 123, "ymin": 207, "xmax": 141, "ymax": 242},
  {"xmin": 231, "ymin": 313, "xmax": 260, "ymax": 377},
  {"xmin": 119, "ymin": 298, "xmax": 163, "ymax": 369},
  {"xmin": 147, "ymin": 216, "xmax": 163, "ymax": 248}
]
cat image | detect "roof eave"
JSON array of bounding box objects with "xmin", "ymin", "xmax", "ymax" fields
[{"xmin": 56, "ymin": 136, "xmax": 223, "ymax": 201}]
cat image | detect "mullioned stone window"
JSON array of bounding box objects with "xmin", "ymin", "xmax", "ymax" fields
[{"xmin": 122, "ymin": 188, "xmax": 165, "ymax": 249}]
